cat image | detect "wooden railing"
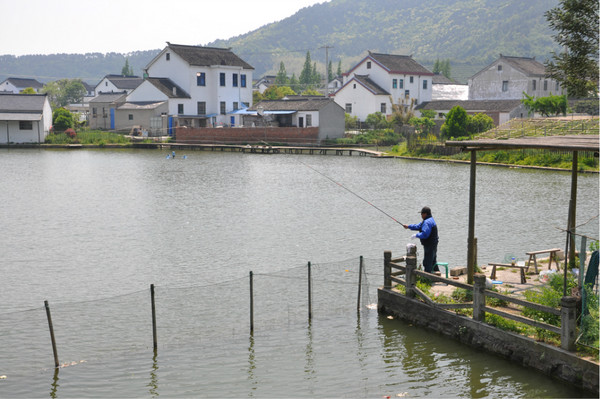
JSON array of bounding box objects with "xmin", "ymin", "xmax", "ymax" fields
[{"xmin": 383, "ymin": 249, "xmax": 577, "ymax": 351}]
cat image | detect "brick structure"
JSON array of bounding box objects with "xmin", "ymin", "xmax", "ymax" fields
[{"xmin": 175, "ymin": 126, "xmax": 320, "ymax": 145}]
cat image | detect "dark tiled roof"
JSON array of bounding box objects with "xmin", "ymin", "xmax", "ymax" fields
[
  {"xmin": 3, "ymin": 78, "xmax": 44, "ymax": 89},
  {"xmin": 432, "ymin": 73, "xmax": 459, "ymax": 85},
  {"xmin": 415, "ymin": 99, "xmax": 523, "ymax": 112},
  {"xmin": 89, "ymin": 91, "xmax": 127, "ymax": 103},
  {"xmin": 351, "ymin": 75, "xmax": 390, "ymax": 95},
  {"xmin": 167, "ymin": 43, "xmax": 254, "ymax": 70},
  {"xmin": 501, "ymin": 55, "xmax": 547, "ymax": 76},
  {"xmin": 250, "ymin": 97, "xmax": 336, "ymax": 112},
  {"xmin": 105, "ymin": 75, "xmax": 144, "ymax": 90},
  {"xmin": 368, "ymin": 52, "xmax": 433, "ymax": 75},
  {"xmin": 0, "ymin": 93, "xmax": 47, "ymax": 112},
  {"xmin": 146, "ymin": 77, "xmax": 190, "ymax": 98}
]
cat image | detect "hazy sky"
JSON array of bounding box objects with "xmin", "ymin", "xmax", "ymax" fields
[{"xmin": 1, "ymin": 0, "xmax": 329, "ymax": 56}]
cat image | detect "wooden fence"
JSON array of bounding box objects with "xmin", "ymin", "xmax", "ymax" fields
[{"xmin": 383, "ymin": 248, "xmax": 577, "ymax": 351}]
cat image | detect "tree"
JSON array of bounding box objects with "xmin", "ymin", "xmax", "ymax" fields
[
  {"xmin": 466, "ymin": 113, "xmax": 495, "ymax": 134},
  {"xmin": 336, "ymin": 60, "xmax": 342, "ymax": 77},
  {"xmin": 52, "ymin": 107, "xmax": 74, "ymax": 132},
  {"xmin": 409, "ymin": 114, "xmax": 436, "ymax": 135},
  {"xmin": 433, "ymin": 58, "xmax": 451, "ymax": 78},
  {"xmin": 365, "ymin": 112, "xmax": 391, "ymax": 129},
  {"xmin": 121, "ymin": 58, "xmax": 134, "ymax": 76},
  {"xmin": 299, "ymin": 51, "xmax": 314, "ymax": 88},
  {"xmin": 327, "ymin": 60, "xmax": 334, "ymax": 82},
  {"xmin": 289, "ymin": 73, "xmax": 300, "ymax": 93},
  {"xmin": 262, "ymin": 85, "xmax": 296, "ymax": 100},
  {"xmin": 440, "ymin": 105, "xmax": 468, "ymax": 138},
  {"xmin": 20, "ymin": 87, "xmax": 36, "ymax": 94},
  {"xmin": 42, "ymin": 79, "xmax": 86, "ymax": 108},
  {"xmin": 521, "ymin": 93, "xmax": 568, "ymax": 116},
  {"xmin": 389, "ymin": 96, "xmax": 416, "ymax": 127},
  {"xmin": 311, "ymin": 62, "xmax": 320, "ymax": 85},
  {"xmin": 301, "ymin": 88, "xmax": 323, "ymax": 96},
  {"xmin": 544, "ymin": 0, "xmax": 599, "ymax": 97},
  {"xmin": 275, "ymin": 62, "xmax": 288, "ymax": 85}
]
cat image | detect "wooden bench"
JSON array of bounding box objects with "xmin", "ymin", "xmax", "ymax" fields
[
  {"xmin": 526, "ymin": 248, "xmax": 562, "ymax": 273},
  {"xmin": 489, "ymin": 262, "xmax": 527, "ymax": 284}
]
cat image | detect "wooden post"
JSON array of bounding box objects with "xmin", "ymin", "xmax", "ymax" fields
[
  {"xmin": 384, "ymin": 251, "xmax": 392, "ymax": 289},
  {"xmin": 150, "ymin": 284, "xmax": 157, "ymax": 350},
  {"xmin": 307, "ymin": 262, "xmax": 312, "ymax": 321},
  {"xmin": 44, "ymin": 300, "xmax": 59, "ymax": 368},
  {"xmin": 473, "ymin": 274, "xmax": 486, "ymax": 322},
  {"xmin": 467, "ymin": 150, "xmax": 477, "ymax": 285},
  {"xmin": 249, "ymin": 271, "xmax": 254, "ymax": 333},
  {"xmin": 568, "ymin": 151, "xmax": 578, "ymax": 270},
  {"xmin": 561, "ymin": 296, "xmax": 577, "ymax": 351},
  {"xmin": 405, "ymin": 246, "xmax": 417, "ymax": 298},
  {"xmin": 357, "ymin": 256, "xmax": 363, "ymax": 312}
]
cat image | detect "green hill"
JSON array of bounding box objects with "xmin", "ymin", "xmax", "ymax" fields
[{"xmin": 0, "ymin": 0, "xmax": 560, "ymax": 85}]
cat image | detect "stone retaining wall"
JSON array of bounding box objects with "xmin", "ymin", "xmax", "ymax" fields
[{"xmin": 378, "ymin": 288, "xmax": 599, "ymax": 395}]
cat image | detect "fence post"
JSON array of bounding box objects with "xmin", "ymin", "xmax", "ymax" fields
[
  {"xmin": 249, "ymin": 271, "xmax": 254, "ymax": 334},
  {"xmin": 44, "ymin": 300, "xmax": 59, "ymax": 368},
  {"xmin": 307, "ymin": 262, "xmax": 312, "ymax": 321},
  {"xmin": 405, "ymin": 245, "xmax": 417, "ymax": 298},
  {"xmin": 150, "ymin": 284, "xmax": 157, "ymax": 350},
  {"xmin": 473, "ymin": 274, "xmax": 487, "ymax": 321},
  {"xmin": 357, "ymin": 256, "xmax": 363, "ymax": 312},
  {"xmin": 384, "ymin": 251, "xmax": 392, "ymax": 289},
  {"xmin": 560, "ymin": 296, "xmax": 577, "ymax": 351}
]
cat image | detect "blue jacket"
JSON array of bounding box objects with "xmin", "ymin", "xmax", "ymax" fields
[{"xmin": 408, "ymin": 216, "xmax": 439, "ymax": 246}]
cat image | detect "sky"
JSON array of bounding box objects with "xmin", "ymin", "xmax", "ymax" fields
[{"xmin": 1, "ymin": 0, "xmax": 329, "ymax": 56}]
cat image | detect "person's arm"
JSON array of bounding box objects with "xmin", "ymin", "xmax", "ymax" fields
[{"xmin": 406, "ymin": 222, "xmax": 422, "ymax": 232}]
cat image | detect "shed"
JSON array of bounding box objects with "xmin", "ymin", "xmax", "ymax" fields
[
  {"xmin": 0, "ymin": 93, "xmax": 52, "ymax": 143},
  {"xmin": 445, "ymin": 135, "xmax": 599, "ymax": 289}
]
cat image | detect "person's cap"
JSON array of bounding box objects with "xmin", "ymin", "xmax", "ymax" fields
[{"xmin": 420, "ymin": 206, "xmax": 431, "ymax": 215}]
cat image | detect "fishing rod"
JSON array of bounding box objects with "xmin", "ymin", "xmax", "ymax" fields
[{"xmin": 298, "ymin": 159, "xmax": 404, "ymax": 226}]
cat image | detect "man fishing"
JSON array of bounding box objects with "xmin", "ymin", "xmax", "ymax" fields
[{"xmin": 402, "ymin": 207, "xmax": 440, "ymax": 274}]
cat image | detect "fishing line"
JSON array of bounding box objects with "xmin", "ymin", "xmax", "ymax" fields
[{"xmin": 298, "ymin": 159, "xmax": 403, "ymax": 226}]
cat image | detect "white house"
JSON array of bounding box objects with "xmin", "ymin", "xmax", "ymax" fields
[
  {"xmin": 431, "ymin": 73, "xmax": 468, "ymax": 100},
  {"xmin": 333, "ymin": 51, "xmax": 433, "ymax": 121},
  {"xmin": 0, "ymin": 77, "xmax": 44, "ymax": 93},
  {"xmin": 253, "ymin": 75, "xmax": 276, "ymax": 94},
  {"xmin": 95, "ymin": 74, "xmax": 144, "ymax": 95},
  {"xmin": 468, "ymin": 55, "xmax": 564, "ymax": 100},
  {"xmin": 0, "ymin": 93, "xmax": 52, "ymax": 143},
  {"xmin": 140, "ymin": 43, "xmax": 254, "ymax": 130}
]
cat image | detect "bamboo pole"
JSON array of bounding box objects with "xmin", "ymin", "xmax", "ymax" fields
[
  {"xmin": 44, "ymin": 300, "xmax": 59, "ymax": 368},
  {"xmin": 307, "ymin": 262, "xmax": 312, "ymax": 321},
  {"xmin": 357, "ymin": 256, "xmax": 363, "ymax": 312}
]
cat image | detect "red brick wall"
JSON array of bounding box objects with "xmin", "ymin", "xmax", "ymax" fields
[{"xmin": 175, "ymin": 127, "xmax": 320, "ymax": 145}]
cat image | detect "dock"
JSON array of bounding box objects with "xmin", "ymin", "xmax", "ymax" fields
[{"xmin": 155, "ymin": 143, "xmax": 385, "ymax": 157}]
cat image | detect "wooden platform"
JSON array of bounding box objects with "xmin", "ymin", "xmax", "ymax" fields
[{"xmin": 161, "ymin": 143, "xmax": 384, "ymax": 157}]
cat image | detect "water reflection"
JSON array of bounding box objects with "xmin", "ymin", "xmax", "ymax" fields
[
  {"xmin": 49, "ymin": 368, "xmax": 59, "ymax": 399},
  {"xmin": 247, "ymin": 334, "xmax": 257, "ymax": 395},
  {"xmin": 147, "ymin": 349, "xmax": 159, "ymax": 398}
]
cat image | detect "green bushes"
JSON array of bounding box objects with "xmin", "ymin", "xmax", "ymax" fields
[{"xmin": 45, "ymin": 130, "xmax": 131, "ymax": 145}]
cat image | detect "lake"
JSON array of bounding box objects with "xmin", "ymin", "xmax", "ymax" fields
[{"xmin": 0, "ymin": 148, "xmax": 597, "ymax": 397}]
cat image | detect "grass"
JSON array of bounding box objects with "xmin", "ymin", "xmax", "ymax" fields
[{"xmin": 44, "ymin": 129, "xmax": 156, "ymax": 145}]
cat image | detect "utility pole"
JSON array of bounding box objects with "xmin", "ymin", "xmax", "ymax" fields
[{"xmin": 320, "ymin": 45, "xmax": 334, "ymax": 92}]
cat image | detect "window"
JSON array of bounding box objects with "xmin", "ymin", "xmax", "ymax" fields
[
  {"xmin": 105, "ymin": 82, "xmax": 108, "ymax": 86},
  {"xmin": 128, "ymin": 114, "xmax": 133, "ymax": 120},
  {"xmin": 19, "ymin": 121, "xmax": 32, "ymax": 130},
  {"xmin": 423, "ymin": 80, "xmax": 428, "ymax": 90},
  {"xmin": 409, "ymin": 76, "xmax": 414, "ymax": 84},
  {"xmin": 233, "ymin": 102, "xmax": 239, "ymax": 110},
  {"xmin": 345, "ymin": 103, "xmax": 352, "ymax": 113},
  {"xmin": 197, "ymin": 101, "xmax": 206, "ymax": 115},
  {"xmin": 498, "ymin": 65, "xmax": 502, "ymax": 71},
  {"xmin": 92, "ymin": 107, "xmax": 97, "ymax": 118},
  {"xmin": 353, "ymin": 83, "xmax": 356, "ymax": 89},
  {"xmin": 233, "ymin": 74, "xmax": 238, "ymax": 87},
  {"xmin": 178, "ymin": 104, "xmax": 184, "ymax": 114},
  {"xmin": 543, "ymin": 80, "xmax": 548, "ymax": 91},
  {"xmin": 404, "ymin": 90, "xmax": 410, "ymax": 99},
  {"xmin": 197, "ymin": 72, "xmax": 206, "ymax": 86},
  {"xmin": 220, "ymin": 101, "xmax": 226, "ymax": 115},
  {"xmin": 381, "ymin": 103, "xmax": 386, "ymax": 113},
  {"xmin": 502, "ymin": 81, "xmax": 508, "ymax": 92},
  {"xmin": 532, "ymin": 80, "xmax": 536, "ymax": 90},
  {"xmin": 367, "ymin": 61, "xmax": 371, "ymax": 69},
  {"xmin": 555, "ymin": 81, "xmax": 559, "ymax": 91},
  {"xmin": 241, "ymin": 74, "xmax": 247, "ymax": 87},
  {"xmin": 399, "ymin": 79, "xmax": 404, "ymax": 89},
  {"xmin": 102, "ymin": 107, "xmax": 107, "ymax": 118},
  {"xmin": 166, "ymin": 53, "xmax": 170, "ymax": 61},
  {"xmin": 393, "ymin": 79, "xmax": 397, "ymax": 89},
  {"xmin": 306, "ymin": 114, "xmax": 312, "ymax": 127},
  {"xmin": 220, "ymin": 73, "xmax": 226, "ymax": 86}
]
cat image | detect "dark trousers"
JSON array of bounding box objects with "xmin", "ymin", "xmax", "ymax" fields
[{"xmin": 422, "ymin": 243, "xmax": 438, "ymax": 273}]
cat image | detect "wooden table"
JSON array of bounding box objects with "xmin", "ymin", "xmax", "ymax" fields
[
  {"xmin": 526, "ymin": 248, "xmax": 562, "ymax": 273},
  {"xmin": 489, "ymin": 262, "xmax": 527, "ymax": 284}
]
